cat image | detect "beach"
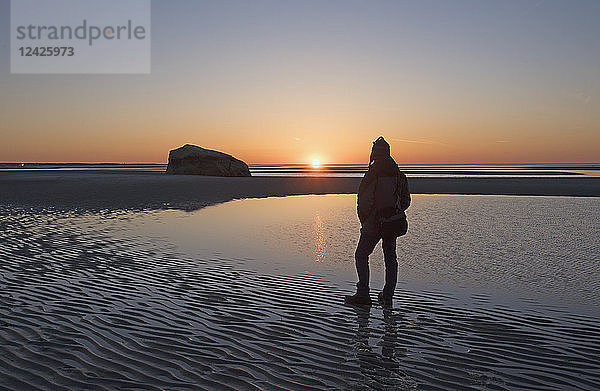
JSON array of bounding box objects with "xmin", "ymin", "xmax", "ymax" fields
[
  {"xmin": 4, "ymin": 0, "xmax": 599, "ymax": 388},
  {"xmin": 1, "ymin": 172, "xmax": 600, "ymax": 390},
  {"xmin": 1, "ymin": 171, "xmax": 599, "ymax": 211}
]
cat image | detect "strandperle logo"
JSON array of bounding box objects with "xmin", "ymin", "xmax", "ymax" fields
[
  {"xmin": 11, "ymin": 0, "xmax": 151, "ymax": 74},
  {"xmin": 15, "ymin": 19, "xmax": 147, "ymax": 46}
]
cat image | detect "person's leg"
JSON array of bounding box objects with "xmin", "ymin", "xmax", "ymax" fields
[
  {"xmin": 381, "ymin": 236, "xmax": 398, "ymax": 299},
  {"xmin": 354, "ymin": 233, "xmax": 379, "ymax": 296}
]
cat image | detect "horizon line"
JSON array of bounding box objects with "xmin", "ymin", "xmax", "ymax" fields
[{"xmin": 1, "ymin": 161, "xmax": 599, "ymax": 166}]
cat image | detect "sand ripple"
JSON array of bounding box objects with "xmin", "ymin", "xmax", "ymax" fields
[{"xmin": 1, "ymin": 208, "xmax": 599, "ymax": 390}]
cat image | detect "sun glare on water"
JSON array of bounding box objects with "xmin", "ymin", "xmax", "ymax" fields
[{"xmin": 311, "ymin": 158, "xmax": 321, "ymax": 168}]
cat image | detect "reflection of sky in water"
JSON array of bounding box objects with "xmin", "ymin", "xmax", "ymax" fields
[
  {"xmin": 3, "ymin": 196, "xmax": 599, "ymax": 390},
  {"xmin": 129, "ymin": 195, "xmax": 363, "ymax": 278},
  {"xmin": 124, "ymin": 194, "xmax": 600, "ymax": 313}
]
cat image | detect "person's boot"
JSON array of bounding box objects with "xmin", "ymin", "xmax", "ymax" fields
[
  {"xmin": 378, "ymin": 292, "xmax": 393, "ymax": 307},
  {"xmin": 344, "ymin": 293, "xmax": 372, "ymax": 306}
]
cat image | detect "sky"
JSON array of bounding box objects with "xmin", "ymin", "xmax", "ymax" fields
[{"xmin": 0, "ymin": 0, "xmax": 599, "ymax": 164}]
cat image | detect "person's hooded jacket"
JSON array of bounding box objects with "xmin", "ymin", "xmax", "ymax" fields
[{"xmin": 357, "ymin": 137, "xmax": 411, "ymax": 233}]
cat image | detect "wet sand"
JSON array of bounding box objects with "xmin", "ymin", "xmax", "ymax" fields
[
  {"xmin": 1, "ymin": 173, "xmax": 600, "ymax": 390},
  {"xmin": 1, "ymin": 208, "xmax": 599, "ymax": 390},
  {"xmin": 1, "ymin": 171, "xmax": 599, "ymax": 211}
]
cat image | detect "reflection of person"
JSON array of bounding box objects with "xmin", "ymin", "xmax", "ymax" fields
[
  {"xmin": 345, "ymin": 137, "xmax": 411, "ymax": 307},
  {"xmin": 381, "ymin": 307, "xmax": 399, "ymax": 360},
  {"xmin": 349, "ymin": 305, "xmax": 403, "ymax": 385}
]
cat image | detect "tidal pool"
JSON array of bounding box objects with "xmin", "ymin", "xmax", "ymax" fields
[
  {"xmin": 1, "ymin": 194, "xmax": 599, "ymax": 390},
  {"xmin": 128, "ymin": 194, "xmax": 600, "ymax": 312}
]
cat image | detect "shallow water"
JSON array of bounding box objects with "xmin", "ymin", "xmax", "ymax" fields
[
  {"xmin": 1, "ymin": 195, "xmax": 599, "ymax": 390},
  {"xmin": 129, "ymin": 194, "xmax": 600, "ymax": 311}
]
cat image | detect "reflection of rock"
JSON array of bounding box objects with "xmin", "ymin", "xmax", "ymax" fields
[{"xmin": 166, "ymin": 144, "xmax": 251, "ymax": 177}]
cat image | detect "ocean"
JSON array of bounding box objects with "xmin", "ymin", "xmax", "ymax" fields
[{"xmin": 1, "ymin": 162, "xmax": 599, "ymax": 178}]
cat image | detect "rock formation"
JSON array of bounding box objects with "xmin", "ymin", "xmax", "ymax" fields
[{"xmin": 165, "ymin": 144, "xmax": 251, "ymax": 177}]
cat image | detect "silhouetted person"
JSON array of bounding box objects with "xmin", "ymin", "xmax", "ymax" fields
[{"xmin": 345, "ymin": 137, "xmax": 410, "ymax": 307}]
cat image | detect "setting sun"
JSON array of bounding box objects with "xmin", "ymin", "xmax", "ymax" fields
[{"xmin": 311, "ymin": 158, "xmax": 321, "ymax": 168}]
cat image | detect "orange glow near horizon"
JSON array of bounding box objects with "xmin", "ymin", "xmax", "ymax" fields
[
  {"xmin": 1, "ymin": 2, "xmax": 599, "ymax": 165},
  {"xmin": 1, "ymin": 98, "xmax": 598, "ymax": 164},
  {"xmin": 1, "ymin": 135, "xmax": 599, "ymax": 164}
]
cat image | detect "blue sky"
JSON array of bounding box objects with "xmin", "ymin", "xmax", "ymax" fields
[{"xmin": 0, "ymin": 0, "xmax": 598, "ymax": 163}]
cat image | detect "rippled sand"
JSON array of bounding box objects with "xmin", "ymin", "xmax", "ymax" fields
[{"xmin": 1, "ymin": 203, "xmax": 599, "ymax": 390}]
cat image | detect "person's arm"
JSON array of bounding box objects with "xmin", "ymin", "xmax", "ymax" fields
[
  {"xmin": 357, "ymin": 164, "xmax": 378, "ymax": 223},
  {"xmin": 398, "ymin": 172, "xmax": 411, "ymax": 212}
]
